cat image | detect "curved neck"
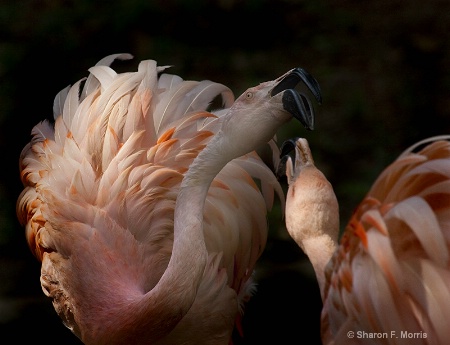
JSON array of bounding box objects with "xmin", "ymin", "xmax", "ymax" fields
[
  {"xmin": 301, "ymin": 235, "xmax": 337, "ymax": 299},
  {"xmin": 286, "ymin": 161, "xmax": 340, "ymax": 301},
  {"xmin": 130, "ymin": 132, "xmax": 230, "ymax": 342}
]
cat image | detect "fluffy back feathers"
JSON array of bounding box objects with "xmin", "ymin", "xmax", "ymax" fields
[{"xmin": 17, "ymin": 54, "xmax": 283, "ymax": 305}]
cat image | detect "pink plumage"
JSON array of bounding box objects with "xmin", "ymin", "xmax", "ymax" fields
[
  {"xmin": 283, "ymin": 136, "xmax": 450, "ymax": 345},
  {"xmin": 17, "ymin": 54, "xmax": 318, "ymax": 344}
]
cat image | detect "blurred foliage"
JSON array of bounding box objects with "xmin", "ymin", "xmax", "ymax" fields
[{"xmin": 1, "ymin": 0, "xmax": 450, "ymax": 343}]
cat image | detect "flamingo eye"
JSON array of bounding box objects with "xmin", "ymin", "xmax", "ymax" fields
[{"xmin": 246, "ymin": 92, "xmax": 253, "ymax": 99}]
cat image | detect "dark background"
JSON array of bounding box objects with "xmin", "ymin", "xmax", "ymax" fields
[{"xmin": 1, "ymin": 1, "xmax": 450, "ymax": 344}]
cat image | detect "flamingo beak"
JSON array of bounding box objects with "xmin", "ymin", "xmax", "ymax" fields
[
  {"xmin": 270, "ymin": 68, "xmax": 322, "ymax": 131},
  {"xmin": 276, "ymin": 137, "xmax": 298, "ymax": 180}
]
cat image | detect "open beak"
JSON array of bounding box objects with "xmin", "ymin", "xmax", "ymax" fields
[
  {"xmin": 270, "ymin": 68, "xmax": 322, "ymax": 131},
  {"xmin": 276, "ymin": 137, "xmax": 298, "ymax": 180}
]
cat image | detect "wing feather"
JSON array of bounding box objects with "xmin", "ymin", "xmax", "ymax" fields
[
  {"xmin": 81, "ymin": 53, "xmax": 133, "ymax": 98},
  {"xmin": 323, "ymin": 138, "xmax": 450, "ymax": 343},
  {"xmin": 53, "ymin": 86, "xmax": 70, "ymax": 120},
  {"xmin": 179, "ymin": 80, "xmax": 234, "ymax": 117},
  {"xmin": 153, "ymin": 80, "xmax": 198, "ymax": 133}
]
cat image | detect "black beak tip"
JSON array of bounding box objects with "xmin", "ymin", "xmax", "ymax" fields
[
  {"xmin": 280, "ymin": 137, "xmax": 299, "ymax": 158},
  {"xmin": 272, "ymin": 67, "xmax": 321, "ymax": 130},
  {"xmin": 282, "ymin": 89, "xmax": 315, "ymax": 131},
  {"xmin": 292, "ymin": 67, "xmax": 322, "ymax": 104},
  {"xmin": 276, "ymin": 137, "xmax": 300, "ymax": 180}
]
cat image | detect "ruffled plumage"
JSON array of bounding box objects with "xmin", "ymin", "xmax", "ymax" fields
[
  {"xmin": 17, "ymin": 54, "xmax": 283, "ymax": 344},
  {"xmin": 322, "ymin": 136, "xmax": 450, "ymax": 345}
]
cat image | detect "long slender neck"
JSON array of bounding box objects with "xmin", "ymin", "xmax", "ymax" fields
[
  {"xmin": 285, "ymin": 148, "xmax": 340, "ymax": 300},
  {"xmin": 115, "ymin": 108, "xmax": 283, "ymax": 343},
  {"xmin": 126, "ymin": 132, "xmax": 232, "ymax": 343},
  {"xmin": 301, "ymin": 235, "xmax": 337, "ymax": 298}
]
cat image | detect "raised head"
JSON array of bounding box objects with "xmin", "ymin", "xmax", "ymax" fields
[{"xmin": 217, "ymin": 68, "xmax": 321, "ymax": 161}]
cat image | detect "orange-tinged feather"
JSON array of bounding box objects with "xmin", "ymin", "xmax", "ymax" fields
[{"xmin": 157, "ymin": 127, "xmax": 175, "ymax": 144}]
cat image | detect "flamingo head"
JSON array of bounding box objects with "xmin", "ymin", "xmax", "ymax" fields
[{"xmin": 217, "ymin": 67, "xmax": 321, "ymax": 160}]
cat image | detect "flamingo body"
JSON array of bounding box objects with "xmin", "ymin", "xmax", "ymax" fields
[
  {"xmin": 283, "ymin": 136, "xmax": 450, "ymax": 345},
  {"xmin": 17, "ymin": 55, "xmax": 282, "ymax": 344}
]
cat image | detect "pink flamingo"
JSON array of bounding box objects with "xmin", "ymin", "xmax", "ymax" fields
[
  {"xmin": 17, "ymin": 54, "xmax": 321, "ymax": 344},
  {"xmin": 282, "ymin": 135, "xmax": 450, "ymax": 344}
]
